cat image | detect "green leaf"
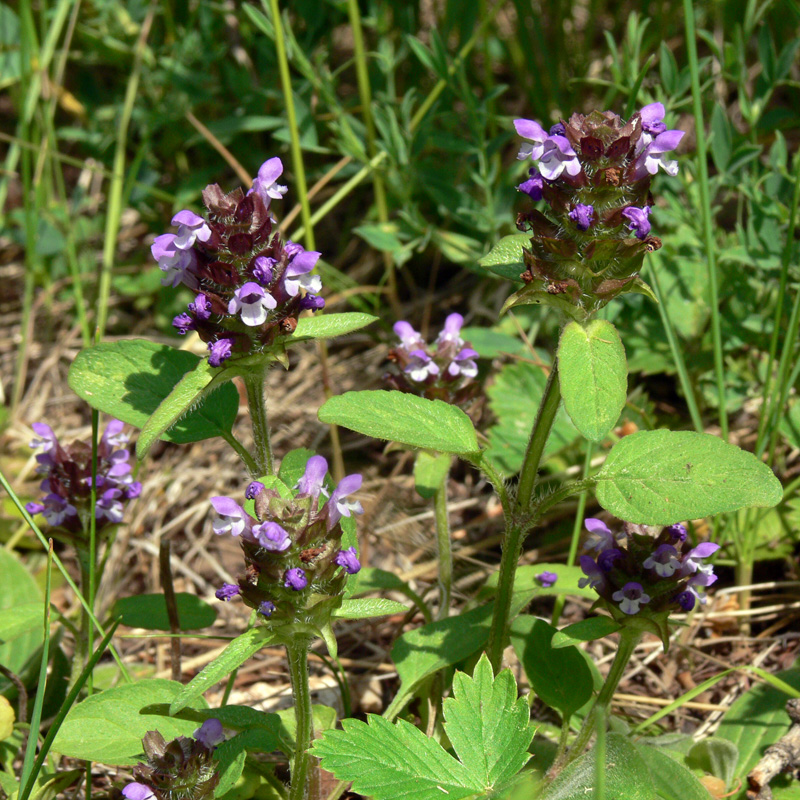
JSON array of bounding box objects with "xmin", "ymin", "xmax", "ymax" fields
[
  {"xmin": 137, "ymin": 356, "xmax": 236, "ymax": 459},
  {"xmin": 478, "ymin": 234, "xmax": 529, "ymax": 283},
  {"xmin": 444, "ymin": 655, "xmax": 533, "ymax": 791},
  {"xmin": 51, "ymin": 679, "xmax": 205, "ymax": 765},
  {"xmin": 595, "ymin": 430, "xmax": 783, "ymax": 525},
  {"xmin": 345, "ymin": 567, "xmax": 431, "ymax": 621},
  {"xmin": 557, "ymin": 320, "xmax": 627, "ymax": 442},
  {"xmin": 214, "ymin": 728, "xmax": 283, "ymax": 796},
  {"xmin": 333, "ymin": 598, "xmax": 409, "ymax": 619},
  {"xmin": 551, "ymin": 617, "xmax": 621, "ymax": 649},
  {"xmin": 635, "ymin": 741, "xmax": 711, "ymax": 800},
  {"xmin": 277, "ymin": 704, "xmax": 338, "ymax": 755},
  {"xmin": 112, "ymin": 593, "xmax": 217, "ymax": 632},
  {"xmin": 510, "ymin": 617, "xmax": 593, "ymax": 720},
  {"xmin": 392, "ymin": 605, "xmax": 493, "ymax": 702},
  {"xmin": 542, "ymin": 733, "xmax": 654, "ymax": 800},
  {"xmin": 313, "ymin": 715, "xmax": 480, "ymax": 800},
  {"xmin": 716, "ymin": 666, "xmax": 800, "ymax": 779},
  {"xmin": 287, "ymin": 312, "xmax": 377, "ymax": 342},
  {"xmin": 685, "ymin": 738, "xmax": 738, "ymax": 788},
  {"xmin": 414, "ymin": 451, "xmax": 450, "ymax": 499},
  {"xmin": 319, "ymin": 391, "xmax": 480, "ymax": 455},
  {"xmin": 169, "ymin": 628, "xmax": 273, "ymax": 715},
  {"xmin": 0, "ymin": 549, "xmax": 43, "ymax": 675},
  {"xmin": 0, "ymin": 601, "xmax": 44, "ymax": 644},
  {"xmin": 68, "ymin": 340, "xmax": 239, "ymax": 445},
  {"xmin": 479, "ymin": 565, "xmax": 596, "ymax": 605},
  {"xmin": 354, "ymin": 223, "xmax": 405, "ymax": 254}
]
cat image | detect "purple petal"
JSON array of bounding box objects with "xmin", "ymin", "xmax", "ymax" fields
[
  {"xmin": 122, "ymin": 784, "xmax": 155, "ymax": 800},
  {"xmin": 334, "ymin": 473, "xmax": 363, "ymax": 497},
  {"xmin": 151, "ymin": 233, "xmax": 176, "ymax": 261},
  {"xmin": 688, "ymin": 542, "xmax": 720, "ymax": 559},
  {"xmin": 194, "ymin": 718, "xmax": 225, "ymax": 748},
  {"xmin": 514, "ymin": 118, "xmax": 547, "ymax": 142},
  {"xmin": 171, "ymin": 209, "xmax": 205, "ymax": 227},
  {"xmin": 639, "ymin": 102, "xmax": 665, "ymax": 128},
  {"xmin": 210, "ymin": 496, "xmax": 243, "ymax": 517},
  {"xmin": 286, "ymin": 249, "xmax": 321, "ymax": 277},
  {"xmin": 257, "ymin": 157, "xmax": 284, "ymax": 186},
  {"xmin": 650, "ymin": 129, "xmax": 685, "ymax": 152}
]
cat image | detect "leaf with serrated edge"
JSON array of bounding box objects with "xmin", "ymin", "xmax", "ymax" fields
[
  {"xmin": 444, "ymin": 655, "xmax": 533, "ymax": 791},
  {"xmin": 595, "ymin": 430, "xmax": 783, "ymax": 525},
  {"xmin": 558, "ymin": 320, "xmax": 627, "ymax": 442},
  {"xmin": 169, "ymin": 628, "xmax": 272, "ymax": 715},
  {"xmin": 319, "ymin": 391, "xmax": 479, "ymax": 455},
  {"xmin": 313, "ymin": 715, "xmax": 480, "ymax": 800}
]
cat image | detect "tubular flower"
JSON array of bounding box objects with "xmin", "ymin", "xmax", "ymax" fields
[
  {"xmin": 385, "ymin": 313, "xmax": 483, "ymax": 407},
  {"xmin": 209, "ymin": 454, "xmax": 364, "ymax": 625},
  {"xmin": 150, "ymin": 157, "xmax": 325, "ymax": 367},
  {"xmin": 509, "ymin": 106, "xmax": 684, "ymax": 318},
  {"xmin": 25, "ymin": 420, "xmax": 140, "ymax": 544}
]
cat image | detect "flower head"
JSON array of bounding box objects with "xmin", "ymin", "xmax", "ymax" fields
[
  {"xmin": 517, "ymin": 170, "xmax": 544, "ymax": 200},
  {"xmin": 612, "ymin": 582, "xmax": 651, "ymax": 615},
  {"xmin": 514, "ymin": 118, "xmax": 549, "ymax": 161},
  {"xmin": 210, "ymin": 497, "xmax": 251, "ymax": 538},
  {"xmin": 254, "ymin": 521, "xmax": 292, "ymax": 552},
  {"xmin": 295, "ymin": 455, "xmax": 328, "ymax": 499},
  {"xmin": 208, "ymin": 339, "xmax": 233, "ymax": 368},
  {"xmin": 172, "ymin": 210, "xmax": 212, "ymax": 250},
  {"xmin": 621, "ymin": 205, "xmax": 651, "ymax": 240},
  {"xmin": 250, "ymin": 157, "xmax": 288, "ymax": 206},
  {"xmin": 215, "ymin": 583, "xmax": 240, "ymax": 602},
  {"xmin": 568, "ymin": 203, "xmax": 594, "ymax": 231},
  {"xmin": 327, "ymin": 474, "xmax": 364, "ymax": 530},
  {"xmin": 335, "ymin": 546, "xmax": 361, "ymax": 575},
  {"xmin": 284, "ymin": 568, "xmax": 307, "ymax": 591},
  {"xmin": 122, "ymin": 784, "xmax": 155, "ymax": 800},
  {"xmin": 245, "ymin": 481, "xmax": 264, "ymax": 500},
  {"xmin": 538, "ymin": 136, "xmax": 582, "ymax": 181},
  {"xmin": 536, "ymin": 570, "xmax": 558, "ymax": 588},
  {"xmin": 194, "ymin": 718, "xmax": 225, "ymax": 749}
]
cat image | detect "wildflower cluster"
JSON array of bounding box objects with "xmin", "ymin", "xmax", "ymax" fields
[
  {"xmin": 512, "ymin": 104, "xmax": 684, "ymax": 316},
  {"xmin": 117, "ymin": 719, "xmax": 224, "ymax": 800},
  {"xmin": 25, "ymin": 420, "xmax": 140, "ymax": 542},
  {"xmin": 153, "ymin": 158, "xmax": 325, "ymax": 368},
  {"xmin": 578, "ymin": 518, "xmax": 719, "ymax": 622},
  {"xmin": 212, "ymin": 455, "xmax": 363, "ymax": 624},
  {"xmin": 385, "ymin": 313, "xmax": 480, "ymax": 405}
]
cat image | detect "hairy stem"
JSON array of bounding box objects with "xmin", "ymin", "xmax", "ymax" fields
[
  {"xmin": 286, "ymin": 639, "xmax": 318, "ymax": 800},
  {"xmin": 433, "ymin": 462, "xmax": 453, "ymax": 620},
  {"xmin": 243, "ymin": 368, "xmax": 274, "ymax": 477}
]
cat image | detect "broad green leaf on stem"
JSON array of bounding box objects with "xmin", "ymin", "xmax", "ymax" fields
[
  {"xmin": 313, "ymin": 715, "xmax": 480, "ymax": 800},
  {"xmin": 500, "ymin": 283, "xmax": 588, "ymax": 322},
  {"xmin": 485, "ymin": 362, "xmax": 579, "ymax": 475},
  {"xmin": 510, "ymin": 617, "xmax": 593, "ymax": 720},
  {"xmin": 392, "ymin": 605, "xmax": 493, "ymax": 701},
  {"xmin": 635, "ymin": 742, "xmax": 712, "ymax": 800},
  {"xmin": 0, "ymin": 602, "xmax": 43, "ymax": 644},
  {"xmin": 479, "ymin": 565, "xmax": 595, "ymax": 606},
  {"xmin": 716, "ymin": 666, "xmax": 800, "ymax": 779},
  {"xmin": 345, "ymin": 567, "xmax": 431, "ymax": 622},
  {"xmin": 67, "ymin": 340, "xmax": 238, "ymax": 445},
  {"xmin": 137, "ymin": 356, "xmax": 238, "ymax": 459},
  {"xmin": 551, "ymin": 616, "xmax": 621, "ymax": 649},
  {"xmin": 169, "ymin": 628, "xmax": 273, "ymax": 715},
  {"xmin": 542, "ymin": 733, "xmax": 654, "ymax": 800},
  {"xmin": 214, "ymin": 728, "xmax": 283, "ymax": 796},
  {"xmin": 595, "ymin": 430, "xmax": 784, "ymax": 524},
  {"xmin": 333, "ymin": 598, "xmax": 409, "ymax": 619},
  {"xmin": 685, "ymin": 738, "xmax": 739, "ymax": 790},
  {"xmin": 444, "ymin": 655, "xmax": 533, "ymax": 790},
  {"xmin": 286, "ymin": 312, "xmax": 377, "ymax": 342},
  {"xmin": 557, "ymin": 320, "xmax": 627, "ymax": 442},
  {"xmin": 319, "ymin": 391, "xmax": 480, "ymax": 455},
  {"xmin": 51, "ymin": 680, "xmax": 205, "ymax": 765},
  {"xmin": 414, "ymin": 451, "xmax": 450, "ymax": 499},
  {"xmin": 111, "ymin": 593, "xmax": 217, "ymax": 632},
  {"xmin": 478, "ymin": 234, "xmax": 530, "ymax": 283},
  {"xmin": 0, "ymin": 549, "xmax": 42, "ymax": 675}
]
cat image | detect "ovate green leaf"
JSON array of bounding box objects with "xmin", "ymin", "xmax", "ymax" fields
[
  {"xmin": 595, "ymin": 430, "xmax": 783, "ymax": 525},
  {"xmin": 635, "ymin": 741, "xmax": 711, "ymax": 800},
  {"xmin": 112, "ymin": 593, "xmax": 217, "ymax": 632},
  {"xmin": 478, "ymin": 234, "xmax": 530, "ymax": 283},
  {"xmin": 0, "ymin": 549, "xmax": 43, "ymax": 674},
  {"xmin": 319, "ymin": 391, "xmax": 480, "ymax": 455},
  {"xmin": 557, "ymin": 320, "xmax": 627, "ymax": 442},
  {"xmin": 551, "ymin": 616, "xmax": 621, "ymax": 649},
  {"xmin": 333, "ymin": 598, "xmax": 409, "ymax": 619},
  {"xmin": 287, "ymin": 312, "xmax": 377, "ymax": 342}
]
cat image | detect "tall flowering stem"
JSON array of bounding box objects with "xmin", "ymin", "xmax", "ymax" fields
[
  {"xmin": 243, "ymin": 368, "xmax": 274, "ymax": 477},
  {"xmin": 433, "ymin": 462, "xmax": 453, "ymax": 619},
  {"xmin": 286, "ymin": 638, "xmax": 318, "ymax": 800}
]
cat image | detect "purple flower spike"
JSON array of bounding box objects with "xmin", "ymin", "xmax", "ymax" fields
[
  {"xmin": 172, "ymin": 312, "xmax": 195, "ymax": 335},
  {"xmin": 448, "ymin": 348, "xmax": 479, "ymax": 378},
  {"xmin": 189, "ymin": 293, "xmax": 211, "ymax": 320},
  {"xmin": 612, "ymin": 582, "xmax": 651, "ymax": 615},
  {"xmin": 643, "ymin": 543, "xmax": 681, "ymax": 577},
  {"xmin": 578, "ymin": 555, "xmax": 606, "ymax": 590},
  {"xmin": 296, "ymin": 455, "xmax": 328, "ymax": 498},
  {"xmin": 335, "ymin": 546, "xmax": 361, "ymax": 575},
  {"xmin": 667, "ymin": 523, "xmax": 687, "ymax": 542},
  {"xmin": 210, "ymin": 497, "xmax": 250, "ymax": 538},
  {"xmin": 393, "ymin": 320, "xmax": 425, "ymax": 350},
  {"xmin": 676, "ymin": 590, "xmax": 696, "ymax": 611},
  {"xmin": 536, "ymin": 570, "xmax": 558, "ymax": 588},
  {"xmin": 102, "ymin": 420, "xmax": 128, "ymax": 449},
  {"xmin": 208, "ymin": 339, "xmax": 233, "ymax": 367},
  {"xmin": 437, "ymin": 313, "xmax": 464, "ymax": 345},
  {"xmin": 253, "ymin": 256, "xmax": 276, "ymax": 285},
  {"xmin": 122, "ymin": 783, "xmax": 155, "ymax": 800},
  {"xmin": 194, "ymin": 718, "xmax": 225, "ymax": 749},
  {"xmin": 151, "ymin": 233, "xmax": 197, "ymax": 288},
  {"xmin": 538, "ymin": 136, "xmax": 582, "ymax": 181},
  {"xmin": 254, "ymin": 521, "xmax": 292, "ymax": 552},
  {"xmin": 258, "ymin": 600, "xmax": 276, "ymax": 617},
  {"xmin": 405, "ymin": 350, "xmax": 440, "ymax": 382},
  {"xmin": 250, "ymin": 157, "xmax": 288, "ymax": 206},
  {"xmin": 172, "ymin": 209, "xmax": 212, "ymax": 250},
  {"xmin": 517, "ymin": 170, "xmax": 544, "ymax": 200},
  {"xmin": 284, "ymin": 250, "xmax": 322, "ymax": 297},
  {"xmin": 584, "ymin": 518, "xmax": 616, "ymax": 552},
  {"xmin": 30, "ymin": 422, "xmax": 58, "ymax": 453},
  {"xmin": 568, "ymin": 203, "xmax": 594, "ymax": 231},
  {"xmin": 215, "ymin": 583, "xmax": 240, "ymax": 601},
  {"xmin": 514, "ymin": 118, "xmax": 549, "ymax": 161},
  {"xmin": 245, "ymin": 481, "xmax": 264, "ymax": 500},
  {"xmin": 621, "ymin": 205, "xmax": 651, "ymax": 240},
  {"xmin": 327, "ymin": 474, "xmax": 364, "ymax": 530},
  {"xmin": 228, "ymin": 282, "xmax": 277, "ymax": 326},
  {"xmin": 598, "ymin": 547, "xmax": 622, "ymax": 572},
  {"xmin": 639, "ymin": 102, "xmax": 667, "ymax": 136},
  {"xmin": 284, "ymin": 568, "xmax": 307, "ymax": 591}
]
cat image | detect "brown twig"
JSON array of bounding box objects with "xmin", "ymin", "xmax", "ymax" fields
[{"xmin": 747, "ymin": 698, "xmax": 800, "ymax": 799}]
